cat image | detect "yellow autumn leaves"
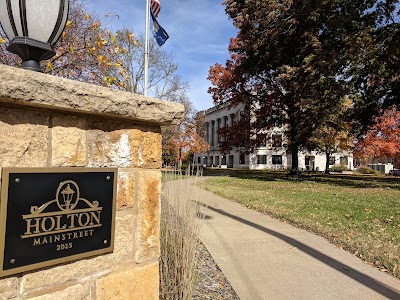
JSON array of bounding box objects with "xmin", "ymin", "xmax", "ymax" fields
[
  {"xmin": 50, "ymin": 12, "xmax": 139, "ymax": 89},
  {"xmin": 0, "ymin": 9, "xmax": 139, "ymax": 91}
]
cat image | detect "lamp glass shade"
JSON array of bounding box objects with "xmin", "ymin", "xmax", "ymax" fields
[
  {"xmin": 11, "ymin": 0, "xmax": 22, "ymax": 38},
  {"xmin": 0, "ymin": 0, "xmax": 69, "ymax": 46},
  {"xmin": 0, "ymin": 0, "xmax": 69, "ymax": 71},
  {"xmin": 49, "ymin": 0, "xmax": 69, "ymax": 45},
  {"xmin": 0, "ymin": 1, "xmax": 15, "ymax": 40},
  {"xmin": 26, "ymin": 0, "xmax": 60, "ymax": 44}
]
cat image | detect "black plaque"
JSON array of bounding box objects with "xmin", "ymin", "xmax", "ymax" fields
[{"xmin": 0, "ymin": 168, "xmax": 117, "ymax": 277}]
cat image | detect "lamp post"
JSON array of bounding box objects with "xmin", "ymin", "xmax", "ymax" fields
[{"xmin": 0, "ymin": 0, "xmax": 69, "ymax": 72}]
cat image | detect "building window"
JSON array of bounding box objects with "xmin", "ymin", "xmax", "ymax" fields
[
  {"xmin": 340, "ymin": 156, "xmax": 348, "ymax": 165},
  {"xmin": 239, "ymin": 154, "xmax": 245, "ymax": 164},
  {"xmin": 259, "ymin": 136, "xmax": 267, "ymax": 147},
  {"xmin": 329, "ymin": 156, "xmax": 335, "ymax": 165},
  {"xmin": 257, "ymin": 155, "xmax": 267, "ymax": 164},
  {"xmin": 222, "ymin": 156, "xmax": 226, "ymax": 165},
  {"xmin": 272, "ymin": 155, "xmax": 282, "ymax": 165},
  {"xmin": 209, "ymin": 156, "xmax": 214, "ymax": 165},
  {"xmin": 229, "ymin": 155, "xmax": 234, "ymax": 167},
  {"xmin": 215, "ymin": 156, "xmax": 220, "ymax": 166},
  {"xmin": 272, "ymin": 134, "xmax": 282, "ymax": 148},
  {"xmin": 197, "ymin": 157, "xmax": 201, "ymax": 163}
]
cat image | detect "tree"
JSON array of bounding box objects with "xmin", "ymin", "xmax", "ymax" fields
[
  {"xmin": 312, "ymin": 124, "xmax": 354, "ymax": 173},
  {"xmin": 209, "ymin": 1, "xmax": 348, "ymax": 170},
  {"xmin": 0, "ymin": 32, "xmax": 19, "ymax": 66},
  {"xmin": 354, "ymin": 106, "xmax": 400, "ymax": 166},
  {"xmin": 0, "ymin": 0, "xmax": 130, "ymax": 88},
  {"xmin": 109, "ymin": 28, "xmax": 201, "ymax": 166},
  {"xmin": 310, "ymin": 97, "xmax": 354, "ymax": 173},
  {"xmin": 112, "ymin": 28, "xmax": 189, "ymax": 100},
  {"xmin": 186, "ymin": 112, "xmax": 211, "ymax": 167},
  {"xmin": 341, "ymin": 1, "xmax": 400, "ymax": 132},
  {"xmin": 209, "ymin": 0, "xmax": 399, "ymax": 170},
  {"xmin": 162, "ymin": 99, "xmax": 209, "ymax": 168}
]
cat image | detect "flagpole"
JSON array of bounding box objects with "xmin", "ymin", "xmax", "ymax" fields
[{"xmin": 144, "ymin": 0, "xmax": 150, "ymax": 97}]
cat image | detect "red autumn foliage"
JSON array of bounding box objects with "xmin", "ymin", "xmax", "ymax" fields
[
  {"xmin": 163, "ymin": 107, "xmax": 209, "ymax": 167},
  {"xmin": 354, "ymin": 106, "xmax": 400, "ymax": 164}
]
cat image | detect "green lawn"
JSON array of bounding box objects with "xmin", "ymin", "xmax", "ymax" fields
[{"xmin": 201, "ymin": 170, "xmax": 400, "ymax": 278}]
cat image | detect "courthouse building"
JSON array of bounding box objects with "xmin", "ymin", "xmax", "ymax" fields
[{"xmin": 194, "ymin": 103, "xmax": 353, "ymax": 171}]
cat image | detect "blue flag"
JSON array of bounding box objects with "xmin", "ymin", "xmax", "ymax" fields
[{"xmin": 150, "ymin": 10, "xmax": 169, "ymax": 46}]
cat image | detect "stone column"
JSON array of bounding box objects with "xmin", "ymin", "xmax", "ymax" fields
[
  {"xmin": 216, "ymin": 118, "xmax": 221, "ymax": 147},
  {"xmin": 0, "ymin": 64, "xmax": 184, "ymax": 300},
  {"xmin": 211, "ymin": 120, "xmax": 215, "ymax": 147},
  {"xmin": 205, "ymin": 122, "xmax": 210, "ymax": 145},
  {"xmin": 230, "ymin": 113, "xmax": 235, "ymax": 127}
]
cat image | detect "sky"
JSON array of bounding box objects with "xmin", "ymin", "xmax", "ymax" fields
[{"xmin": 84, "ymin": 0, "xmax": 237, "ymax": 111}]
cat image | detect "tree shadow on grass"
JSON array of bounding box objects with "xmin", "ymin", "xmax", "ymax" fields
[
  {"xmin": 210, "ymin": 169, "xmax": 400, "ymax": 190},
  {"xmin": 312, "ymin": 175, "xmax": 400, "ymax": 191},
  {"xmin": 203, "ymin": 169, "xmax": 280, "ymax": 182}
]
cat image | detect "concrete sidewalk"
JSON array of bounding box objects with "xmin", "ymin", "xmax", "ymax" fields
[{"xmin": 165, "ymin": 178, "xmax": 400, "ymax": 300}]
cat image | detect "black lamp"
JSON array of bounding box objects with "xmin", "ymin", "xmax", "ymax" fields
[{"xmin": 0, "ymin": 0, "xmax": 69, "ymax": 72}]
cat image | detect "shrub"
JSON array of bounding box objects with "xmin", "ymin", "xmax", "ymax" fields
[
  {"xmin": 355, "ymin": 166, "xmax": 375, "ymax": 174},
  {"xmin": 373, "ymin": 170, "xmax": 385, "ymax": 176},
  {"xmin": 330, "ymin": 164, "xmax": 349, "ymax": 172},
  {"xmin": 159, "ymin": 172, "xmax": 203, "ymax": 300}
]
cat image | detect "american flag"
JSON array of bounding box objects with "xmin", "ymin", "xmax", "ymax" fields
[{"xmin": 151, "ymin": 0, "xmax": 160, "ymax": 18}]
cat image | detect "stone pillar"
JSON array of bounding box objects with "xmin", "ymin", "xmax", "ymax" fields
[
  {"xmin": 230, "ymin": 113, "xmax": 235, "ymax": 127},
  {"xmin": 211, "ymin": 120, "xmax": 215, "ymax": 147},
  {"xmin": 216, "ymin": 118, "xmax": 221, "ymax": 146},
  {"xmin": 0, "ymin": 64, "xmax": 184, "ymax": 300},
  {"xmin": 205, "ymin": 122, "xmax": 209, "ymax": 145}
]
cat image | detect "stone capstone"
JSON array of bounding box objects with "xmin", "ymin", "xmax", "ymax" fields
[{"xmin": 0, "ymin": 64, "xmax": 184, "ymax": 126}]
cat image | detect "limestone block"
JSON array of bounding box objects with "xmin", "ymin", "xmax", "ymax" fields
[
  {"xmin": 20, "ymin": 211, "xmax": 134, "ymax": 294},
  {"xmin": 110, "ymin": 210, "xmax": 134, "ymax": 263},
  {"xmin": 87, "ymin": 128, "xmax": 133, "ymax": 168},
  {"xmin": 96, "ymin": 262, "xmax": 159, "ymax": 300},
  {"xmin": 0, "ymin": 107, "xmax": 48, "ymax": 167},
  {"xmin": 51, "ymin": 114, "xmax": 87, "ymax": 167},
  {"xmin": 135, "ymin": 171, "xmax": 161, "ymax": 263},
  {"xmin": 0, "ymin": 276, "xmax": 18, "ymax": 299},
  {"xmin": 87, "ymin": 120, "xmax": 161, "ymax": 169},
  {"xmin": 129, "ymin": 128, "xmax": 162, "ymax": 169},
  {"xmin": 26, "ymin": 283, "xmax": 90, "ymax": 300},
  {"xmin": 116, "ymin": 171, "xmax": 135, "ymax": 209},
  {"xmin": 0, "ymin": 64, "xmax": 184, "ymax": 126}
]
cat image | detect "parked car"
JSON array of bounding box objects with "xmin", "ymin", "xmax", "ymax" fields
[{"xmin": 389, "ymin": 169, "xmax": 400, "ymax": 176}]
